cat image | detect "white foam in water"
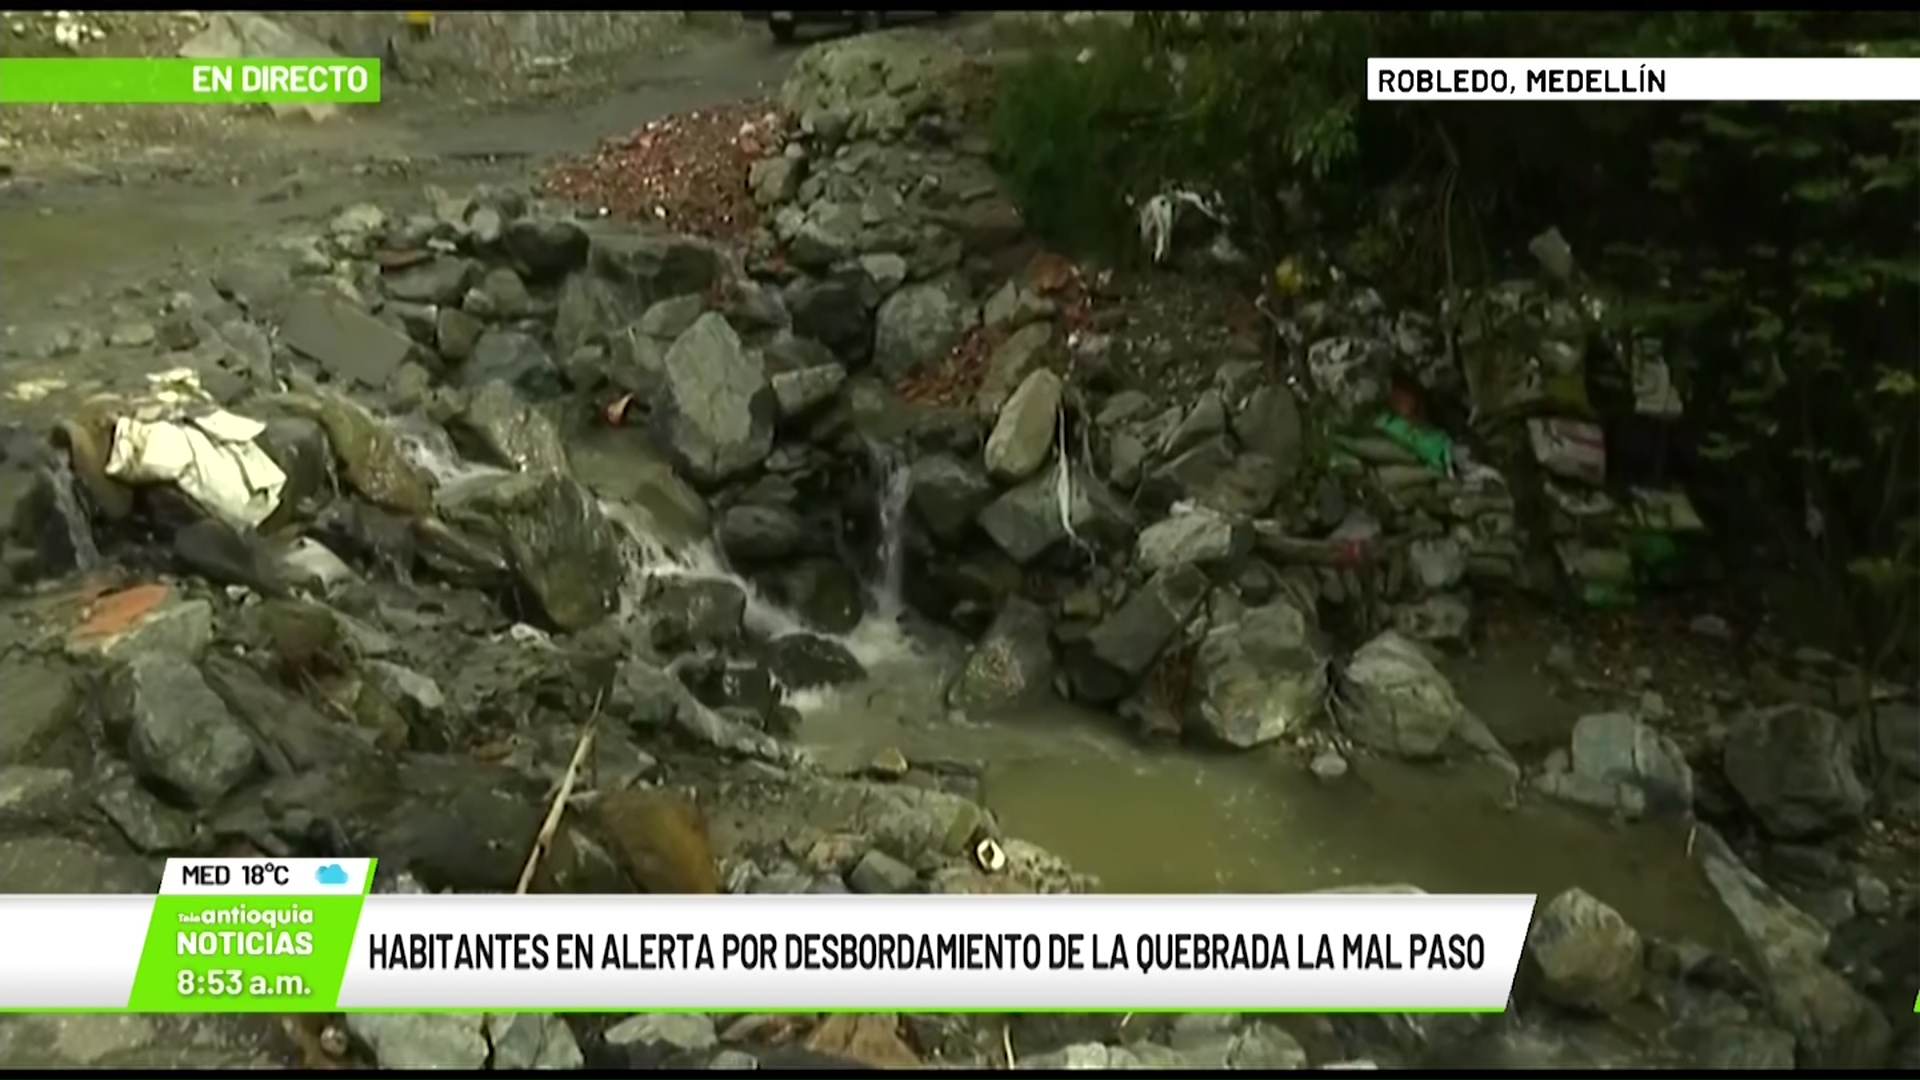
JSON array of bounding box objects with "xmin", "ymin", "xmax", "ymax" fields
[{"xmin": 390, "ymin": 415, "xmax": 925, "ymax": 713}]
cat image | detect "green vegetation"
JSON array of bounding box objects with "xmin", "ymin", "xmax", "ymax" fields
[{"xmin": 991, "ymin": 12, "xmax": 1920, "ymax": 670}]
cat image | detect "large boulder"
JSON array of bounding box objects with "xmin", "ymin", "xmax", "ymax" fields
[
  {"xmin": 1722, "ymin": 704, "xmax": 1868, "ymax": 839},
  {"xmin": 653, "ymin": 313, "xmax": 776, "ymax": 486},
  {"xmin": 873, "ymin": 281, "xmax": 974, "ymax": 379},
  {"xmin": 102, "ymin": 654, "xmax": 259, "ymax": 808},
  {"xmin": 946, "ymin": 598, "xmax": 1056, "ymax": 714},
  {"xmin": 1189, "ymin": 600, "xmax": 1327, "ymax": 749},
  {"xmin": 1525, "ymin": 887, "xmax": 1643, "ymax": 1012},
  {"xmin": 1336, "ymin": 631, "xmax": 1513, "ymax": 772},
  {"xmin": 1536, "ymin": 711, "xmax": 1694, "ymax": 820},
  {"xmin": 440, "ymin": 472, "xmax": 625, "ymax": 632}
]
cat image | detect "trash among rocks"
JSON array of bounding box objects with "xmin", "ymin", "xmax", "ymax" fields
[
  {"xmin": 1372, "ymin": 413, "xmax": 1453, "ymax": 476},
  {"xmin": 1528, "ymin": 418, "xmax": 1606, "ymax": 487},
  {"xmin": 1138, "ymin": 189, "xmax": 1225, "ymax": 265},
  {"xmin": 973, "ymin": 837, "xmax": 1007, "ymax": 874},
  {"xmin": 1629, "ymin": 341, "xmax": 1684, "ymax": 419},
  {"xmin": 104, "ymin": 408, "xmax": 287, "ymax": 528}
]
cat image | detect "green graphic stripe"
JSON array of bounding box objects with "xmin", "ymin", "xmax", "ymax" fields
[
  {"xmin": 0, "ymin": 58, "xmax": 381, "ymax": 105},
  {"xmin": 126, "ymin": 862, "xmax": 377, "ymax": 1013}
]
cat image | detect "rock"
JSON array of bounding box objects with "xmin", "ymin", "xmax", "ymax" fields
[
  {"xmin": 0, "ymin": 837, "xmax": 154, "ymax": 893},
  {"xmin": 0, "ymin": 767, "xmax": 74, "ymax": 811},
  {"xmin": 1692, "ymin": 827, "xmax": 1891, "ymax": 1067},
  {"xmin": 847, "ymin": 849, "xmax": 918, "ymax": 894},
  {"xmin": 909, "ymin": 454, "xmax": 993, "ymax": 541},
  {"xmin": 486, "ymin": 1014, "xmax": 584, "ymax": 1070},
  {"xmin": 655, "ymin": 314, "xmax": 776, "ymax": 486},
  {"xmin": 0, "ymin": 659, "xmax": 76, "ymax": 764},
  {"xmin": 281, "ymin": 291, "xmax": 415, "ymax": 390},
  {"xmin": 463, "ymin": 330, "xmax": 561, "ymax": 396},
  {"xmin": 475, "ymin": 266, "xmax": 535, "ymax": 319},
  {"xmin": 982, "ymin": 280, "xmax": 1056, "ymax": 330},
  {"xmin": 66, "ymin": 591, "xmax": 214, "ymax": 663},
  {"xmin": 1537, "ymin": 712, "xmax": 1693, "ymax": 820},
  {"xmin": 604, "ymin": 1013, "xmax": 716, "ymax": 1054},
  {"xmin": 1190, "ymin": 600, "xmax": 1328, "ymax": 749},
  {"xmin": 1389, "ymin": 594, "xmax": 1472, "ymax": 649},
  {"xmin": 975, "ymin": 322, "xmax": 1054, "ymax": 418},
  {"xmin": 589, "ymin": 229, "xmax": 724, "ymax": 304},
  {"xmin": 983, "ymin": 369, "xmax": 1062, "ymax": 482},
  {"xmin": 279, "ymin": 390, "xmax": 435, "ymax": 516},
  {"xmin": 634, "ymin": 294, "xmax": 703, "ymax": 341},
  {"xmin": 436, "ymin": 306, "xmax": 484, "ymax": 361},
  {"xmin": 253, "ymin": 415, "xmax": 333, "ymax": 518},
  {"xmin": 1723, "ymin": 704, "xmax": 1869, "ymax": 839},
  {"xmin": 1337, "ymin": 631, "xmax": 1512, "ymax": 772},
  {"xmin": 1526, "ymin": 887, "xmax": 1643, "ymax": 1011},
  {"xmin": 94, "ymin": 776, "xmax": 197, "ymax": 853},
  {"xmin": 504, "ymin": 216, "xmax": 590, "ymax": 281},
  {"xmin": 102, "ymin": 654, "xmax": 258, "ymax": 808},
  {"xmin": 873, "ymin": 281, "xmax": 974, "ymax": 379},
  {"xmin": 1407, "ymin": 536, "xmax": 1467, "ymax": 591},
  {"xmin": 440, "ymin": 471, "xmax": 624, "ymax": 632},
  {"xmin": 803, "ymin": 1014, "xmax": 920, "ymax": 1069},
  {"xmin": 453, "ymin": 381, "xmax": 570, "ymax": 475},
  {"xmin": 1232, "ymin": 384, "xmax": 1304, "ymax": 480},
  {"xmin": 946, "ymin": 598, "xmax": 1055, "ymax": 713},
  {"xmin": 785, "ymin": 279, "xmax": 871, "ymax": 360},
  {"xmin": 1079, "ymin": 565, "xmax": 1210, "ymax": 692},
  {"xmin": 1870, "ymin": 703, "xmax": 1919, "ymax": 779},
  {"xmin": 594, "ymin": 788, "xmax": 720, "ymax": 894},
  {"xmin": 750, "ymin": 155, "xmax": 804, "ymax": 207},
  {"xmin": 347, "ymin": 1013, "xmax": 487, "ymax": 1070},
  {"xmin": 1310, "ymin": 750, "xmax": 1349, "ymax": 781},
  {"xmin": 718, "ymin": 504, "xmax": 805, "ymax": 563},
  {"xmin": 646, "ymin": 579, "xmax": 747, "ymax": 651},
  {"xmin": 765, "ymin": 634, "xmax": 865, "ymax": 690},
  {"xmin": 770, "ymin": 363, "xmax": 847, "ymax": 419},
  {"xmin": 1227, "ymin": 1024, "xmax": 1309, "ymax": 1070},
  {"xmin": 858, "ymin": 252, "xmax": 908, "ymax": 295},
  {"xmin": 383, "ymin": 257, "xmax": 475, "ymax": 306},
  {"xmin": 977, "ymin": 465, "xmax": 1133, "ymax": 565},
  {"xmin": 1136, "ymin": 507, "xmax": 1251, "ymax": 574}
]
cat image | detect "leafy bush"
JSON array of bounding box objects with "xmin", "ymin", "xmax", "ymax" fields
[{"xmin": 992, "ymin": 12, "xmax": 1920, "ymax": 667}]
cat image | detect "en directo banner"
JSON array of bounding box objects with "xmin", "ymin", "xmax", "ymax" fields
[{"xmin": 0, "ymin": 858, "xmax": 1537, "ymax": 1013}]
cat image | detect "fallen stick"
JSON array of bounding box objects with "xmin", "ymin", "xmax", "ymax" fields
[{"xmin": 514, "ymin": 692, "xmax": 602, "ymax": 896}]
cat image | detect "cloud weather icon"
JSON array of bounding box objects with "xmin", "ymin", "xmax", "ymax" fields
[{"xmin": 315, "ymin": 864, "xmax": 350, "ymax": 887}]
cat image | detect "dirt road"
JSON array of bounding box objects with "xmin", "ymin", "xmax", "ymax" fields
[{"xmin": 0, "ymin": 25, "xmax": 802, "ymax": 321}]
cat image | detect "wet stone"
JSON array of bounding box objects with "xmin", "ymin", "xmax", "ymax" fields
[
  {"xmin": 348, "ymin": 1013, "xmax": 487, "ymax": 1070},
  {"xmin": 94, "ymin": 775, "xmax": 199, "ymax": 853},
  {"xmin": 846, "ymin": 849, "xmax": 918, "ymax": 894},
  {"xmin": 604, "ymin": 1013, "xmax": 717, "ymax": 1054},
  {"xmin": 0, "ymin": 658, "xmax": 78, "ymax": 763},
  {"xmin": 486, "ymin": 1013, "xmax": 584, "ymax": 1070},
  {"xmin": 104, "ymin": 654, "xmax": 259, "ymax": 809},
  {"xmin": 0, "ymin": 836, "xmax": 155, "ymax": 893},
  {"xmin": 0, "ymin": 766, "xmax": 75, "ymax": 811}
]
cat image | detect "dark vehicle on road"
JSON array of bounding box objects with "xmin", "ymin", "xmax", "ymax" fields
[{"xmin": 740, "ymin": 11, "xmax": 952, "ymax": 43}]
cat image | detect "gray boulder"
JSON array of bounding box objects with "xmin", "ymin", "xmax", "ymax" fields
[
  {"xmin": 1190, "ymin": 600, "xmax": 1327, "ymax": 749},
  {"xmin": 873, "ymin": 281, "xmax": 974, "ymax": 378},
  {"xmin": 1723, "ymin": 704, "xmax": 1868, "ymax": 839},
  {"xmin": 654, "ymin": 314, "xmax": 775, "ymax": 486},
  {"xmin": 104, "ymin": 655, "xmax": 258, "ymax": 808},
  {"xmin": 946, "ymin": 598, "xmax": 1056, "ymax": 713},
  {"xmin": 440, "ymin": 472, "xmax": 625, "ymax": 632}
]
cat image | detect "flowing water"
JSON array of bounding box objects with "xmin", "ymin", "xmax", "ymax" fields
[{"xmin": 420, "ymin": 428, "xmax": 1744, "ymax": 956}]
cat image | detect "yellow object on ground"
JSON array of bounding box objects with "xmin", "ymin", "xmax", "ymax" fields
[{"xmin": 405, "ymin": 12, "xmax": 434, "ymax": 28}]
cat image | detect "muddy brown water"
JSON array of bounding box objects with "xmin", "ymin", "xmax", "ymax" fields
[{"xmin": 792, "ymin": 625, "xmax": 1745, "ymax": 959}]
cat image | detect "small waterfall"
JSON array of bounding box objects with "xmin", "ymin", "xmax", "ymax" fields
[
  {"xmin": 869, "ymin": 444, "xmax": 912, "ymax": 618},
  {"xmin": 386, "ymin": 411, "xmax": 921, "ymax": 710},
  {"xmin": 43, "ymin": 453, "xmax": 101, "ymax": 573}
]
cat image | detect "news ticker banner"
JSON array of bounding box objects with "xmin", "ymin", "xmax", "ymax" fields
[
  {"xmin": 0, "ymin": 58, "xmax": 380, "ymax": 105},
  {"xmin": 0, "ymin": 859, "xmax": 1546, "ymax": 1013},
  {"xmin": 1369, "ymin": 57, "xmax": 1920, "ymax": 101}
]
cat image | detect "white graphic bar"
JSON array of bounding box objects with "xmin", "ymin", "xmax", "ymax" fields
[
  {"xmin": 336, "ymin": 894, "xmax": 1534, "ymax": 1011},
  {"xmin": 1368, "ymin": 57, "xmax": 1920, "ymax": 101},
  {"xmin": 0, "ymin": 893, "xmax": 1537, "ymax": 1011},
  {"xmin": 0, "ymin": 896, "xmax": 153, "ymax": 1008}
]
